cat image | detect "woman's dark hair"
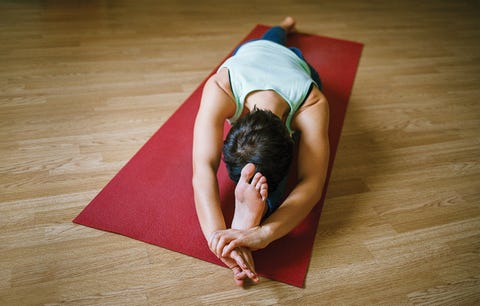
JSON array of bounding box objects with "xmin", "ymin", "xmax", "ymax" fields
[{"xmin": 222, "ymin": 108, "xmax": 294, "ymax": 193}]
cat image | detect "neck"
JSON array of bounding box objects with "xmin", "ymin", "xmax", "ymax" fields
[{"xmin": 245, "ymin": 91, "xmax": 290, "ymax": 122}]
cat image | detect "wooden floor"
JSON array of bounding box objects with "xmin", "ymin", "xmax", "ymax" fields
[{"xmin": 1, "ymin": 0, "xmax": 479, "ymax": 304}]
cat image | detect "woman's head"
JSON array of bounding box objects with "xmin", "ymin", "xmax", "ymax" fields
[{"xmin": 222, "ymin": 108, "xmax": 294, "ymax": 193}]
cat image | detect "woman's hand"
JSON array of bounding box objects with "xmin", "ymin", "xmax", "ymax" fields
[
  {"xmin": 224, "ymin": 248, "xmax": 259, "ymax": 285},
  {"xmin": 209, "ymin": 231, "xmax": 260, "ymax": 285},
  {"xmin": 214, "ymin": 245, "xmax": 259, "ymax": 285},
  {"xmin": 209, "ymin": 227, "xmax": 271, "ymax": 258}
]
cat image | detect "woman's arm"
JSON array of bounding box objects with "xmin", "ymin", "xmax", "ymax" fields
[
  {"xmin": 193, "ymin": 73, "xmax": 259, "ymax": 283},
  {"xmin": 192, "ymin": 74, "xmax": 235, "ymax": 239}
]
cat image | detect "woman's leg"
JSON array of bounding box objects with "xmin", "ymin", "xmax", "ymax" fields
[
  {"xmin": 232, "ymin": 26, "xmax": 286, "ymax": 55},
  {"xmin": 261, "ymin": 26, "xmax": 288, "ymax": 45},
  {"xmin": 261, "ymin": 16, "xmax": 297, "ymax": 45},
  {"xmin": 233, "ymin": 16, "xmax": 295, "ymax": 55}
]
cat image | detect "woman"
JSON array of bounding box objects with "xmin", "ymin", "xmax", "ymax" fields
[{"xmin": 192, "ymin": 17, "xmax": 330, "ymax": 285}]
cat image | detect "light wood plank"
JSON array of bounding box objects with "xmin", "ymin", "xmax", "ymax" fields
[{"xmin": 1, "ymin": 0, "xmax": 479, "ymax": 304}]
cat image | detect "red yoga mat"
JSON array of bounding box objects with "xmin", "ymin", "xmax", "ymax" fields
[{"xmin": 74, "ymin": 25, "xmax": 363, "ymax": 287}]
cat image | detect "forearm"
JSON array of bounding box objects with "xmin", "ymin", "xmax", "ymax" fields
[
  {"xmin": 192, "ymin": 168, "xmax": 227, "ymax": 240},
  {"xmin": 261, "ymin": 178, "xmax": 326, "ymax": 244}
]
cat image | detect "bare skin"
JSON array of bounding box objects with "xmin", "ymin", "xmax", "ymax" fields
[
  {"xmin": 226, "ymin": 163, "xmax": 268, "ymax": 285},
  {"xmin": 193, "ymin": 16, "xmax": 330, "ymax": 286},
  {"xmin": 231, "ymin": 163, "xmax": 268, "ymax": 230},
  {"xmin": 280, "ymin": 16, "xmax": 296, "ymax": 33}
]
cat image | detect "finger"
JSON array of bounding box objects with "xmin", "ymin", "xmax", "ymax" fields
[
  {"xmin": 231, "ymin": 266, "xmax": 245, "ymax": 286},
  {"xmin": 234, "ymin": 278, "xmax": 244, "ymax": 286},
  {"xmin": 239, "ymin": 163, "xmax": 256, "ymax": 184},
  {"xmin": 244, "ymin": 248, "xmax": 256, "ymax": 274},
  {"xmin": 232, "ymin": 249, "xmax": 257, "ymax": 282},
  {"xmin": 230, "ymin": 249, "xmax": 259, "ymax": 284},
  {"xmin": 216, "ymin": 235, "xmax": 230, "ymax": 258},
  {"xmin": 243, "ymin": 250, "xmax": 259, "ymax": 282},
  {"xmin": 231, "ymin": 266, "xmax": 242, "ymax": 278},
  {"xmin": 208, "ymin": 232, "xmax": 219, "ymax": 254},
  {"xmin": 230, "ymin": 249, "xmax": 249, "ymax": 271},
  {"xmin": 246, "ymin": 270, "xmax": 259, "ymax": 283},
  {"xmin": 233, "ymin": 269, "xmax": 247, "ymax": 280},
  {"xmin": 220, "ymin": 256, "xmax": 236, "ymax": 269},
  {"xmin": 239, "ymin": 248, "xmax": 257, "ymax": 278},
  {"xmin": 222, "ymin": 239, "xmax": 241, "ymax": 257}
]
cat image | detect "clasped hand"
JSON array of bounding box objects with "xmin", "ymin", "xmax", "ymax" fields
[{"xmin": 208, "ymin": 227, "xmax": 270, "ymax": 285}]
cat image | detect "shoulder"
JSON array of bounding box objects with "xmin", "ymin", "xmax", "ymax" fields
[
  {"xmin": 203, "ymin": 68, "xmax": 235, "ymax": 103},
  {"xmin": 198, "ymin": 69, "xmax": 236, "ymax": 122},
  {"xmin": 210, "ymin": 68, "xmax": 233, "ymax": 95},
  {"xmin": 291, "ymin": 85, "xmax": 329, "ymax": 133}
]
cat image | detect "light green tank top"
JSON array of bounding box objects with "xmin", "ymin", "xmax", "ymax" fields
[{"xmin": 218, "ymin": 40, "xmax": 316, "ymax": 133}]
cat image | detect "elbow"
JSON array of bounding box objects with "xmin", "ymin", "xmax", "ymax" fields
[
  {"xmin": 314, "ymin": 180, "xmax": 326, "ymax": 203},
  {"xmin": 312, "ymin": 171, "xmax": 327, "ymax": 202},
  {"xmin": 192, "ymin": 172, "xmax": 202, "ymax": 191},
  {"xmin": 191, "ymin": 159, "xmax": 203, "ymax": 190},
  {"xmin": 191, "ymin": 163, "xmax": 216, "ymax": 192}
]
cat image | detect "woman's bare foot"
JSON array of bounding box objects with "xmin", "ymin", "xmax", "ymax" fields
[
  {"xmin": 280, "ymin": 16, "xmax": 297, "ymax": 34},
  {"xmin": 231, "ymin": 163, "xmax": 268, "ymax": 230}
]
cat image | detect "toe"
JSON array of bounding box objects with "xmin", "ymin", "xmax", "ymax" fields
[
  {"xmin": 260, "ymin": 183, "xmax": 268, "ymax": 201},
  {"xmin": 255, "ymin": 176, "xmax": 266, "ymax": 189},
  {"xmin": 239, "ymin": 163, "xmax": 256, "ymax": 184},
  {"xmin": 251, "ymin": 172, "xmax": 263, "ymax": 187}
]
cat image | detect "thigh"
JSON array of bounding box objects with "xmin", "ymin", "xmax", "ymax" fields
[
  {"xmin": 232, "ymin": 26, "xmax": 287, "ymax": 56},
  {"xmin": 260, "ymin": 26, "xmax": 287, "ymax": 45}
]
